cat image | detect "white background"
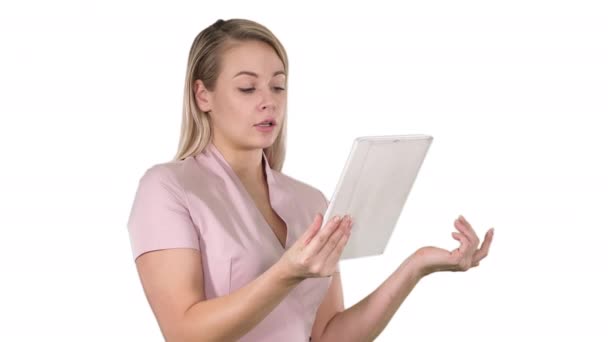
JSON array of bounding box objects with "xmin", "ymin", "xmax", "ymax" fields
[{"xmin": 1, "ymin": 0, "xmax": 607, "ymax": 341}]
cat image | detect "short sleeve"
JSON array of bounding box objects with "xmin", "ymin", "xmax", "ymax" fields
[{"xmin": 127, "ymin": 165, "xmax": 200, "ymax": 261}]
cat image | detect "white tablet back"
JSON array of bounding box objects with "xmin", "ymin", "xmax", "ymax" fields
[{"xmin": 322, "ymin": 135, "xmax": 433, "ymax": 260}]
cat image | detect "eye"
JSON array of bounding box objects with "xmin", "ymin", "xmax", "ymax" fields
[
  {"xmin": 239, "ymin": 87, "xmax": 255, "ymax": 93},
  {"xmin": 273, "ymin": 86, "xmax": 285, "ymax": 92}
]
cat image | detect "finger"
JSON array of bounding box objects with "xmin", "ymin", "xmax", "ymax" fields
[
  {"xmin": 318, "ymin": 218, "xmax": 349, "ymax": 259},
  {"xmin": 450, "ymin": 234, "xmax": 474, "ymax": 270},
  {"xmin": 453, "ymin": 219, "xmax": 472, "ymax": 243},
  {"xmin": 455, "ymin": 216, "xmax": 479, "ymax": 246},
  {"xmin": 452, "ymin": 232, "xmax": 474, "ymax": 256},
  {"xmin": 473, "ymin": 228, "xmax": 495, "ymax": 265},
  {"xmin": 302, "ymin": 213, "xmax": 323, "ymax": 246},
  {"xmin": 322, "ymin": 223, "xmax": 352, "ymax": 270},
  {"xmin": 316, "ymin": 217, "xmax": 351, "ymax": 264},
  {"xmin": 451, "ymin": 232, "xmax": 469, "ymax": 253},
  {"xmin": 449, "ymin": 232, "xmax": 467, "ymax": 261},
  {"xmin": 461, "ymin": 216, "xmax": 481, "ymax": 245},
  {"xmin": 305, "ymin": 215, "xmax": 344, "ymax": 255}
]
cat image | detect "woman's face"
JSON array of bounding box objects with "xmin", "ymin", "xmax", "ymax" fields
[{"xmin": 196, "ymin": 40, "xmax": 287, "ymax": 150}]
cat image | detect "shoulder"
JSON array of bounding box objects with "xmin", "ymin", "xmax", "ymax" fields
[
  {"xmin": 138, "ymin": 161, "xmax": 180, "ymax": 186},
  {"xmin": 135, "ymin": 157, "xmax": 200, "ymax": 198},
  {"xmin": 138, "ymin": 156, "xmax": 200, "ymax": 186}
]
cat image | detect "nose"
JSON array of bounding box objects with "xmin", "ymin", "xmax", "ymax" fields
[{"xmin": 258, "ymin": 89, "xmax": 277, "ymax": 112}]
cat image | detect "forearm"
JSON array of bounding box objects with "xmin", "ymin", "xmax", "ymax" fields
[
  {"xmin": 320, "ymin": 255, "xmax": 424, "ymax": 342},
  {"xmin": 177, "ymin": 260, "xmax": 301, "ymax": 342}
]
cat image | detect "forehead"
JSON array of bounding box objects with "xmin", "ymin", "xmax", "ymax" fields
[{"xmin": 220, "ymin": 40, "xmax": 285, "ymax": 77}]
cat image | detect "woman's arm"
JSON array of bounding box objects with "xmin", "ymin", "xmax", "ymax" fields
[
  {"xmin": 318, "ymin": 215, "xmax": 494, "ymax": 342},
  {"xmin": 136, "ymin": 248, "xmax": 300, "ymax": 342},
  {"xmin": 135, "ymin": 214, "xmax": 352, "ymax": 342},
  {"xmin": 316, "ymin": 253, "xmax": 424, "ymax": 342}
]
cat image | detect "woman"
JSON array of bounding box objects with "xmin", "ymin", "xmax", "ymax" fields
[{"xmin": 127, "ymin": 18, "xmax": 494, "ymax": 342}]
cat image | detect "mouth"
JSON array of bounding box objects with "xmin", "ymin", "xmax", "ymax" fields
[{"xmin": 254, "ymin": 119, "xmax": 277, "ymax": 127}]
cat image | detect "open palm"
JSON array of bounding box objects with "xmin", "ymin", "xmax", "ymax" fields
[{"xmin": 415, "ymin": 215, "xmax": 494, "ymax": 276}]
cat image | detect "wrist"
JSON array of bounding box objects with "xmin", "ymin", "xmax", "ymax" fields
[
  {"xmin": 409, "ymin": 249, "xmax": 434, "ymax": 279},
  {"xmin": 273, "ymin": 258, "xmax": 304, "ymax": 288}
]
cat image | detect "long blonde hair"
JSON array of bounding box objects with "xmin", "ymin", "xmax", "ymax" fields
[{"xmin": 173, "ymin": 18, "xmax": 289, "ymax": 171}]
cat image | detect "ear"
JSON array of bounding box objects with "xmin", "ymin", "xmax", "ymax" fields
[{"xmin": 193, "ymin": 79, "xmax": 213, "ymax": 112}]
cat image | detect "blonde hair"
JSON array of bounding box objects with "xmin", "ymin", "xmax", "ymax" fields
[{"xmin": 173, "ymin": 18, "xmax": 289, "ymax": 171}]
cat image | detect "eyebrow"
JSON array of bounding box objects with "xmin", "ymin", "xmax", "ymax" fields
[{"xmin": 233, "ymin": 70, "xmax": 286, "ymax": 78}]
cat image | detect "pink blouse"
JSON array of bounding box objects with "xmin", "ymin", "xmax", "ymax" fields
[{"xmin": 127, "ymin": 142, "xmax": 336, "ymax": 341}]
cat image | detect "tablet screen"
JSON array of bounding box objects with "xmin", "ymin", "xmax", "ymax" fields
[{"xmin": 322, "ymin": 135, "xmax": 433, "ymax": 260}]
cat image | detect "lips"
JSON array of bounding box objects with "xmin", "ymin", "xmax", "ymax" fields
[{"xmin": 254, "ymin": 118, "xmax": 277, "ymax": 127}]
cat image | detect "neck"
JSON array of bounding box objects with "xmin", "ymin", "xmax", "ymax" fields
[{"xmin": 211, "ymin": 138, "xmax": 266, "ymax": 185}]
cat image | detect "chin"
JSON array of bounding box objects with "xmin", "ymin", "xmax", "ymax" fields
[
  {"xmin": 245, "ymin": 137, "xmax": 275, "ymax": 150},
  {"xmin": 259, "ymin": 139, "xmax": 276, "ymax": 150}
]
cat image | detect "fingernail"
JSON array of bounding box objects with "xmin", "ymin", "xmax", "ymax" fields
[
  {"xmin": 333, "ymin": 215, "xmax": 342, "ymax": 222},
  {"xmin": 459, "ymin": 215, "xmax": 465, "ymax": 222}
]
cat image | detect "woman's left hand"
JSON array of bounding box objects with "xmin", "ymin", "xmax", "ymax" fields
[{"xmin": 412, "ymin": 215, "xmax": 494, "ymax": 277}]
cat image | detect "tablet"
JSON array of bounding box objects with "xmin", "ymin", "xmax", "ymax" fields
[{"xmin": 321, "ymin": 134, "xmax": 433, "ymax": 260}]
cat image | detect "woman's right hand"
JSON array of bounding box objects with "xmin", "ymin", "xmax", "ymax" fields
[{"xmin": 279, "ymin": 214, "xmax": 353, "ymax": 281}]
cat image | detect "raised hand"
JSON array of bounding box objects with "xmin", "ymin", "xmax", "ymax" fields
[{"xmin": 413, "ymin": 215, "xmax": 494, "ymax": 276}]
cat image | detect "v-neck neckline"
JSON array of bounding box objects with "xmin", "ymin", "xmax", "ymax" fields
[{"xmin": 207, "ymin": 142, "xmax": 291, "ymax": 252}]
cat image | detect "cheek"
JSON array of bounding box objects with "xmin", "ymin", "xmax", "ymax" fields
[
  {"xmin": 225, "ymin": 91, "xmax": 257, "ymax": 111},
  {"xmin": 213, "ymin": 97, "xmax": 256, "ymax": 136},
  {"xmin": 215, "ymin": 93, "xmax": 250, "ymax": 119}
]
